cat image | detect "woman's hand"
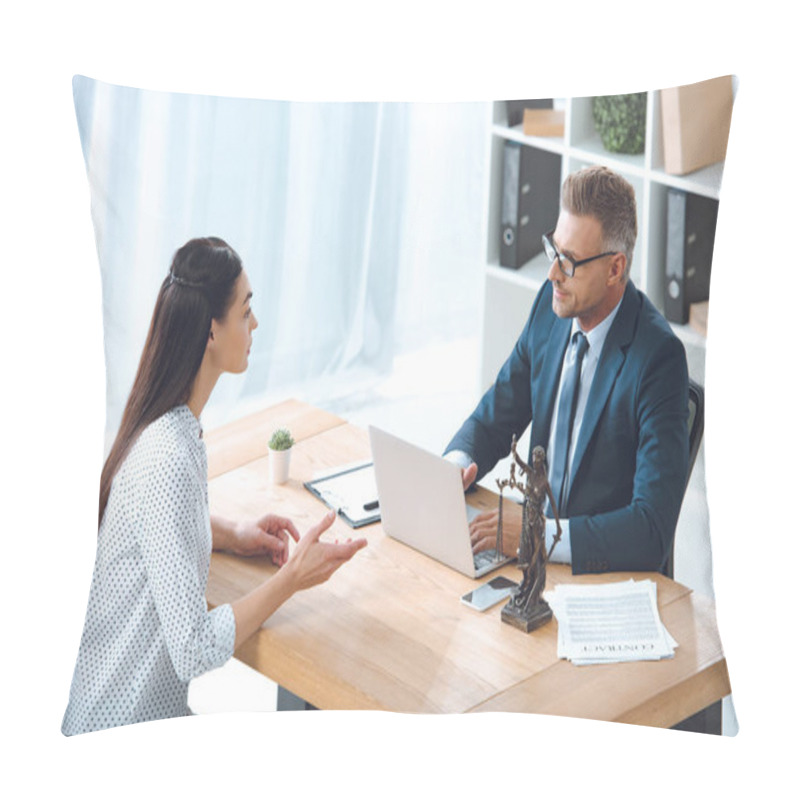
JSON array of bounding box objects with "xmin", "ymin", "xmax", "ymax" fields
[
  {"xmin": 231, "ymin": 515, "xmax": 300, "ymax": 565},
  {"xmin": 284, "ymin": 510, "xmax": 367, "ymax": 591},
  {"xmin": 231, "ymin": 510, "xmax": 367, "ymax": 650}
]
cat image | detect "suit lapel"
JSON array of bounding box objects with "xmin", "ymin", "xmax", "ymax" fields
[
  {"xmin": 531, "ymin": 314, "xmax": 571, "ymax": 457},
  {"xmin": 568, "ymin": 282, "xmax": 639, "ymax": 496}
]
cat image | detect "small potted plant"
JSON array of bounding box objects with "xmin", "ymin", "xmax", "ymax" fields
[
  {"xmin": 268, "ymin": 427, "xmax": 295, "ymax": 484},
  {"xmin": 591, "ymin": 92, "xmax": 647, "ymax": 155}
]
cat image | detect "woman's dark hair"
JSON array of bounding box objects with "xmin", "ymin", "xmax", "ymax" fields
[{"xmin": 98, "ymin": 237, "xmax": 243, "ymax": 527}]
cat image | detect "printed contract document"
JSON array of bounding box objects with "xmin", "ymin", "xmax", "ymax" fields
[{"xmin": 544, "ymin": 579, "xmax": 677, "ymax": 665}]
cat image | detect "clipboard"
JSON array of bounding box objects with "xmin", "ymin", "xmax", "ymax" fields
[{"xmin": 303, "ymin": 461, "xmax": 381, "ymax": 529}]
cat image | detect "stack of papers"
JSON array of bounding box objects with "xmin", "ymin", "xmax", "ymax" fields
[{"xmin": 543, "ymin": 579, "xmax": 677, "ymax": 666}]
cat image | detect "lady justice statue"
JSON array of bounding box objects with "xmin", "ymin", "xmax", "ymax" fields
[{"xmin": 496, "ymin": 436, "xmax": 562, "ymax": 633}]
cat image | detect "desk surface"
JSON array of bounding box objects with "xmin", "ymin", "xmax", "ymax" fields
[
  {"xmin": 205, "ymin": 398, "xmax": 345, "ymax": 479},
  {"xmin": 205, "ymin": 404, "xmax": 730, "ymax": 726}
]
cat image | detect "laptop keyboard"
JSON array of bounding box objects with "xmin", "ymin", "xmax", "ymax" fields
[{"xmin": 474, "ymin": 549, "xmax": 503, "ymax": 569}]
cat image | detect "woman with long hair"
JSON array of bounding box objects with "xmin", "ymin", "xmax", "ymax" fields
[{"xmin": 62, "ymin": 237, "xmax": 366, "ymax": 735}]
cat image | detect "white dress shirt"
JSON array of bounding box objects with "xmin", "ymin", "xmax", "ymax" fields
[
  {"xmin": 62, "ymin": 406, "xmax": 236, "ymax": 736},
  {"xmin": 543, "ymin": 297, "xmax": 622, "ymax": 562}
]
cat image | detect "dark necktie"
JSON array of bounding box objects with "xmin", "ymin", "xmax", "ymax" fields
[{"xmin": 551, "ymin": 331, "xmax": 589, "ymax": 515}]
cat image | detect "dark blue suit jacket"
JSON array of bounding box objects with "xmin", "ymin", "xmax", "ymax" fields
[{"xmin": 446, "ymin": 280, "xmax": 689, "ymax": 574}]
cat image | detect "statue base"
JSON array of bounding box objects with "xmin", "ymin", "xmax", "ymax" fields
[{"xmin": 501, "ymin": 598, "xmax": 553, "ymax": 633}]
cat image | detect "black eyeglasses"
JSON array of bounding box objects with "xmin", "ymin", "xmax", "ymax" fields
[{"xmin": 542, "ymin": 229, "xmax": 619, "ymax": 278}]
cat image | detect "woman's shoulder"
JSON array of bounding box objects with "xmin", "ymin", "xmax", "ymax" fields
[{"xmin": 123, "ymin": 406, "xmax": 203, "ymax": 479}]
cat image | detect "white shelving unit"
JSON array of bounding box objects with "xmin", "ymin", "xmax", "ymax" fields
[{"xmin": 479, "ymin": 88, "xmax": 731, "ymax": 391}]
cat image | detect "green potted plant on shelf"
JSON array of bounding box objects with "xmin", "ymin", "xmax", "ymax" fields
[
  {"xmin": 268, "ymin": 427, "xmax": 295, "ymax": 484},
  {"xmin": 592, "ymin": 92, "xmax": 647, "ymax": 155}
]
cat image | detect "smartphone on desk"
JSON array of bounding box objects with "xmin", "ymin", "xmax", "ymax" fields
[{"xmin": 461, "ymin": 576, "xmax": 518, "ymax": 612}]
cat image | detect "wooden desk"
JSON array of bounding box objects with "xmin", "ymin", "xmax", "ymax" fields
[{"xmin": 205, "ymin": 406, "xmax": 731, "ymax": 727}]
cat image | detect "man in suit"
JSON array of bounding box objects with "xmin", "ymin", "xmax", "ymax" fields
[{"xmin": 446, "ymin": 166, "xmax": 689, "ymax": 574}]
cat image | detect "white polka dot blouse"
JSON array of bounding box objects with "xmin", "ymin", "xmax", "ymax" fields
[{"xmin": 62, "ymin": 405, "xmax": 236, "ymax": 735}]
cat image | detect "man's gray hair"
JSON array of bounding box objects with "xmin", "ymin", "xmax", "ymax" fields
[{"xmin": 561, "ymin": 166, "xmax": 637, "ymax": 279}]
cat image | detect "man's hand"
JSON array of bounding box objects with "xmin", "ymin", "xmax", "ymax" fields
[
  {"xmin": 469, "ymin": 502, "xmax": 522, "ymax": 558},
  {"xmin": 461, "ymin": 462, "xmax": 478, "ymax": 491},
  {"xmin": 230, "ymin": 514, "xmax": 301, "ymax": 565}
]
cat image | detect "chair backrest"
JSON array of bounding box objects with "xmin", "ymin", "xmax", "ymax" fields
[
  {"xmin": 686, "ymin": 379, "xmax": 704, "ymax": 487},
  {"xmin": 664, "ymin": 378, "xmax": 705, "ymax": 578}
]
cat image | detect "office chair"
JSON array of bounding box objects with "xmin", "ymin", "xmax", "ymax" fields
[
  {"xmin": 663, "ymin": 378, "xmax": 705, "ymax": 580},
  {"xmin": 669, "ymin": 379, "xmax": 719, "ymax": 735},
  {"xmin": 686, "ymin": 379, "xmax": 705, "ymax": 486}
]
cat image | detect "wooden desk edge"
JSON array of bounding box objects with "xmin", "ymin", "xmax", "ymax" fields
[
  {"xmin": 615, "ymin": 658, "xmax": 731, "ymax": 729},
  {"xmin": 464, "ymin": 659, "xmax": 730, "ymax": 731},
  {"xmin": 233, "ymin": 634, "xmax": 388, "ymax": 712},
  {"xmin": 465, "ymin": 592, "xmax": 731, "ymax": 728}
]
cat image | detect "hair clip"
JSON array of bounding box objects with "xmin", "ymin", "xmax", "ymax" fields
[{"xmin": 168, "ymin": 271, "xmax": 203, "ymax": 289}]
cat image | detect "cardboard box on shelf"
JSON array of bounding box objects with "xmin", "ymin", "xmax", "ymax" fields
[
  {"xmin": 660, "ymin": 76, "xmax": 733, "ymax": 176},
  {"xmin": 523, "ymin": 109, "xmax": 565, "ymax": 138}
]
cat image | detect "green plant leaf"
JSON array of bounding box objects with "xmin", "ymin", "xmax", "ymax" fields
[
  {"xmin": 268, "ymin": 427, "xmax": 295, "ymax": 451},
  {"xmin": 592, "ymin": 93, "xmax": 647, "ymax": 154}
]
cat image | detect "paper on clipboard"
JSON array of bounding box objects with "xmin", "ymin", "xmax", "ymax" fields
[{"xmin": 304, "ymin": 461, "xmax": 380, "ymax": 528}]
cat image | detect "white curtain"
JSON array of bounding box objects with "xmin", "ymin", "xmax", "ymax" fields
[{"xmin": 72, "ymin": 77, "xmax": 488, "ymax": 440}]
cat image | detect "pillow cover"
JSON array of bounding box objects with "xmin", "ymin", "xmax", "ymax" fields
[{"xmin": 68, "ymin": 74, "xmax": 736, "ymax": 738}]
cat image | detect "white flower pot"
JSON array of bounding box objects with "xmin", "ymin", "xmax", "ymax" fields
[{"xmin": 269, "ymin": 447, "xmax": 292, "ymax": 484}]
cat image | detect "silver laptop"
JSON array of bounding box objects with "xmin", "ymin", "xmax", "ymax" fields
[{"xmin": 368, "ymin": 425, "xmax": 514, "ymax": 578}]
